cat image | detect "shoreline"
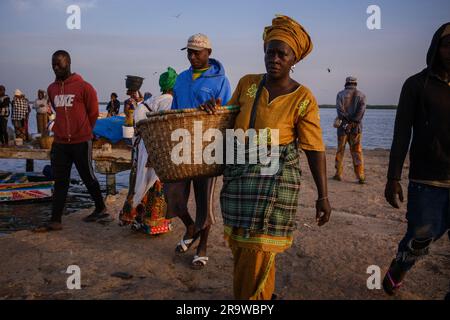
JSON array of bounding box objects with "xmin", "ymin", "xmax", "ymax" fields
[
  {"xmin": 98, "ymin": 102, "xmax": 398, "ymax": 110},
  {"xmin": 319, "ymin": 105, "xmax": 397, "ymax": 110}
]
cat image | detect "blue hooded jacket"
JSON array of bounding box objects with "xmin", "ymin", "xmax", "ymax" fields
[{"xmin": 171, "ymin": 58, "xmax": 232, "ymax": 109}]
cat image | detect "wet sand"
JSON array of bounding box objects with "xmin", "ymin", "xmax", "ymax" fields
[{"xmin": 0, "ymin": 149, "xmax": 448, "ymax": 300}]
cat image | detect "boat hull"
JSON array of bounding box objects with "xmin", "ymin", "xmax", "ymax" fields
[{"xmin": 0, "ymin": 181, "xmax": 54, "ymax": 203}]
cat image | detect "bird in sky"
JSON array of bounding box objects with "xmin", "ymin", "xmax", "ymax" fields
[
  {"xmin": 173, "ymin": 13, "xmax": 182, "ymax": 19},
  {"xmin": 327, "ymin": 68, "xmax": 331, "ymax": 73}
]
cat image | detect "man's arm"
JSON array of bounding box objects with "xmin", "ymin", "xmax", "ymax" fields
[
  {"xmin": 350, "ymin": 93, "xmax": 367, "ymax": 123},
  {"xmin": 217, "ymin": 77, "xmax": 232, "ymax": 106},
  {"xmin": 387, "ymin": 80, "xmax": 416, "ymax": 181},
  {"xmin": 171, "ymin": 91, "xmax": 179, "ymax": 110},
  {"xmin": 84, "ymin": 83, "xmax": 99, "ymax": 129},
  {"xmin": 200, "ymin": 76, "xmax": 242, "ymax": 114},
  {"xmin": 385, "ymin": 78, "xmax": 416, "ymax": 208},
  {"xmin": 336, "ymin": 92, "xmax": 348, "ymax": 120},
  {"xmin": 304, "ymin": 150, "xmax": 332, "ymax": 226}
]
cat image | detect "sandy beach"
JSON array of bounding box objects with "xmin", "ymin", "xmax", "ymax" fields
[{"xmin": 0, "ymin": 148, "xmax": 448, "ymax": 300}]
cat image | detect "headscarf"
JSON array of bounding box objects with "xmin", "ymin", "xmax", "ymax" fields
[
  {"xmin": 263, "ymin": 15, "xmax": 313, "ymax": 63},
  {"xmin": 159, "ymin": 67, "xmax": 178, "ymax": 93}
]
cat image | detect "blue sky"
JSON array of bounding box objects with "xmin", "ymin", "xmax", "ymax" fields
[{"xmin": 0, "ymin": 0, "xmax": 449, "ymax": 104}]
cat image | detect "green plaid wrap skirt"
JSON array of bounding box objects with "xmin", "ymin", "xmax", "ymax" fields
[{"xmin": 220, "ymin": 141, "xmax": 302, "ymax": 238}]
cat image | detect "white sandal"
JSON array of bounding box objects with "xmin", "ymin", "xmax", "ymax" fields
[
  {"xmin": 176, "ymin": 234, "xmax": 199, "ymax": 253},
  {"xmin": 191, "ymin": 255, "xmax": 209, "ymax": 269}
]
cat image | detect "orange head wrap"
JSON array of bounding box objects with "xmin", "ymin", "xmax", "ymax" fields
[{"xmin": 263, "ymin": 15, "xmax": 313, "ymax": 63}]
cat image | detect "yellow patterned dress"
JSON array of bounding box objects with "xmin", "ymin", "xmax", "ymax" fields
[{"xmin": 222, "ymin": 74, "xmax": 325, "ymax": 299}]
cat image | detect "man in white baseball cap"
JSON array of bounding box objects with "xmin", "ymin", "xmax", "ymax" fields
[
  {"xmin": 166, "ymin": 32, "xmax": 232, "ymax": 270},
  {"xmin": 181, "ymin": 33, "xmax": 212, "ymax": 51}
]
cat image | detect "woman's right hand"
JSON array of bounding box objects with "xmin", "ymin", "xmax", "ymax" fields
[
  {"xmin": 316, "ymin": 198, "xmax": 332, "ymax": 226},
  {"xmin": 199, "ymin": 98, "xmax": 221, "ymax": 114}
]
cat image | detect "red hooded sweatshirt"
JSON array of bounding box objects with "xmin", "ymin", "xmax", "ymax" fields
[{"xmin": 47, "ymin": 73, "xmax": 99, "ymax": 144}]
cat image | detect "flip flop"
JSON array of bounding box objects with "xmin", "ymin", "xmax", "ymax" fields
[
  {"xmin": 382, "ymin": 259, "xmax": 407, "ymax": 296},
  {"xmin": 175, "ymin": 232, "xmax": 200, "ymax": 254},
  {"xmin": 191, "ymin": 255, "xmax": 209, "ymax": 270},
  {"xmin": 383, "ymin": 270, "xmax": 403, "ymax": 295}
]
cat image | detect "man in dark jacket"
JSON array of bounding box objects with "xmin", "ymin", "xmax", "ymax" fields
[
  {"xmin": 383, "ymin": 23, "xmax": 450, "ymax": 297},
  {"xmin": 0, "ymin": 85, "xmax": 10, "ymax": 145},
  {"xmin": 35, "ymin": 50, "xmax": 108, "ymax": 232},
  {"xmin": 106, "ymin": 92, "xmax": 120, "ymax": 117}
]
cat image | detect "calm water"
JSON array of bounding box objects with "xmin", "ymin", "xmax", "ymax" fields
[
  {"xmin": 0, "ymin": 106, "xmax": 396, "ymax": 232},
  {"xmin": 319, "ymin": 108, "xmax": 395, "ymax": 149}
]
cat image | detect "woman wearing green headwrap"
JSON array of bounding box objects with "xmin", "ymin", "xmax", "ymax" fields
[
  {"xmin": 119, "ymin": 67, "xmax": 178, "ymax": 235},
  {"xmin": 159, "ymin": 67, "xmax": 178, "ymax": 94}
]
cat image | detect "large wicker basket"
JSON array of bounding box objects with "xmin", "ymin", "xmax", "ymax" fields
[{"xmin": 136, "ymin": 106, "xmax": 240, "ymax": 183}]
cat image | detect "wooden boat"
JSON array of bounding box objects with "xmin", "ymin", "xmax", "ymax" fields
[{"xmin": 0, "ymin": 172, "xmax": 54, "ymax": 203}]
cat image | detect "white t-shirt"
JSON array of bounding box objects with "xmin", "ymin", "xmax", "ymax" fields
[
  {"xmin": 134, "ymin": 94, "xmax": 173, "ymax": 123},
  {"xmin": 34, "ymin": 98, "xmax": 49, "ymax": 114},
  {"xmin": 131, "ymin": 94, "xmax": 173, "ymax": 206}
]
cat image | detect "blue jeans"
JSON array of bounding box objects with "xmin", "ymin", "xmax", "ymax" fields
[{"xmin": 396, "ymin": 182, "xmax": 450, "ymax": 271}]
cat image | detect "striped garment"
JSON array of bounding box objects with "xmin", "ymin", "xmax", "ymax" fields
[
  {"xmin": 11, "ymin": 98, "xmax": 30, "ymax": 121},
  {"xmin": 220, "ymin": 141, "xmax": 301, "ymax": 239},
  {"xmin": 192, "ymin": 67, "xmax": 210, "ymax": 80}
]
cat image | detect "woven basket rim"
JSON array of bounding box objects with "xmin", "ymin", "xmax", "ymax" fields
[
  {"xmin": 136, "ymin": 105, "xmax": 239, "ymax": 182},
  {"xmin": 136, "ymin": 105, "xmax": 240, "ymax": 126}
]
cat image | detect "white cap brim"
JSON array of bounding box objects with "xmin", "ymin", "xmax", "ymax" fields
[{"xmin": 180, "ymin": 46, "xmax": 209, "ymax": 51}]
